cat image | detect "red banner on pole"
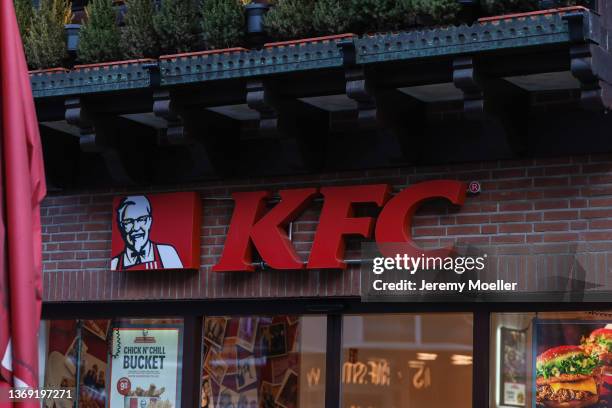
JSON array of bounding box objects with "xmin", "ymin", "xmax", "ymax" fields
[{"xmin": 0, "ymin": 1, "xmax": 47, "ymax": 406}]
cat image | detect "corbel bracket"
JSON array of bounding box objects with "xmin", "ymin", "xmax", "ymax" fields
[
  {"xmin": 152, "ymin": 89, "xmax": 217, "ymax": 177},
  {"xmin": 569, "ymin": 43, "xmax": 612, "ymax": 110},
  {"xmin": 565, "ymin": 11, "xmax": 612, "ymax": 111},
  {"xmin": 246, "ymin": 80, "xmax": 283, "ymax": 136},
  {"xmin": 338, "ymin": 38, "xmax": 378, "ymax": 128},
  {"xmin": 245, "ymin": 80, "xmax": 321, "ymax": 171},
  {"xmin": 64, "ymin": 97, "xmax": 134, "ymax": 184},
  {"xmin": 153, "ymin": 90, "xmax": 189, "ymax": 144},
  {"xmin": 453, "ymin": 56, "xmax": 485, "ymax": 119},
  {"xmin": 453, "ymin": 56, "xmax": 529, "ymax": 154},
  {"xmin": 345, "ymin": 67, "xmax": 378, "ymax": 128}
]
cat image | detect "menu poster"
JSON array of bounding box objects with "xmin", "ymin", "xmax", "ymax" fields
[
  {"xmin": 500, "ymin": 328, "xmax": 527, "ymax": 407},
  {"xmin": 108, "ymin": 325, "xmax": 182, "ymax": 408},
  {"xmin": 534, "ymin": 320, "xmax": 612, "ymax": 408}
]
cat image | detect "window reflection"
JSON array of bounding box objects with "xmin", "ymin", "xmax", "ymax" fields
[
  {"xmin": 43, "ymin": 320, "xmax": 79, "ymax": 408},
  {"xmin": 42, "ymin": 320, "xmax": 109, "ymax": 408},
  {"xmin": 342, "ymin": 313, "xmax": 473, "ymax": 408},
  {"xmin": 201, "ymin": 315, "xmax": 326, "ymax": 408}
]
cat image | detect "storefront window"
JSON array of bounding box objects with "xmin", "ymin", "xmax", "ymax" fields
[
  {"xmin": 201, "ymin": 315, "xmax": 326, "ymax": 408},
  {"xmin": 491, "ymin": 311, "xmax": 612, "ymax": 408},
  {"xmin": 41, "ymin": 318, "xmax": 183, "ymax": 408},
  {"xmin": 341, "ymin": 313, "xmax": 473, "ymax": 408},
  {"xmin": 42, "ymin": 320, "xmax": 80, "ymax": 408}
]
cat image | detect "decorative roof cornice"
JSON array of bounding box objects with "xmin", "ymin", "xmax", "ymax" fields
[
  {"xmin": 29, "ymin": 7, "xmax": 600, "ymax": 99},
  {"xmin": 354, "ymin": 8, "xmax": 581, "ymax": 65},
  {"xmin": 30, "ymin": 59, "xmax": 155, "ymax": 98}
]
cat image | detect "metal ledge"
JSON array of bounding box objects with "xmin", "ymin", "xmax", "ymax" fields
[
  {"xmin": 160, "ymin": 36, "xmax": 350, "ymax": 86},
  {"xmin": 355, "ymin": 12, "xmax": 574, "ymax": 64},
  {"xmin": 30, "ymin": 59, "xmax": 155, "ymax": 98}
]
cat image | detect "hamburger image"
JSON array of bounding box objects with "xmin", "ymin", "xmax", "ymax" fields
[
  {"xmin": 583, "ymin": 328, "xmax": 612, "ymax": 365},
  {"xmin": 536, "ymin": 345, "xmax": 600, "ymax": 408}
]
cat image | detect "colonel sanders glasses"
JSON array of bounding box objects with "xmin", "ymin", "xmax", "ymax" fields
[{"xmin": 120, "ymin": 215, "xmax": 151, "ymax": 231}]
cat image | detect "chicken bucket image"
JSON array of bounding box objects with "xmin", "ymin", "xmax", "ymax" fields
[{"xmin": 109, "ymin": 326, "xmax": 181, "ymax": 408}]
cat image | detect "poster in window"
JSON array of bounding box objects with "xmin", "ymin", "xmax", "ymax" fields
[
  {"xmin": 276, "ymin": 370, "xmax": 299, "ymax": 408},
  {"xmin": 201, "ymin": 316, "xmax": 303, "ymax": 408},
  {"xmin": 534, "ymin": 320, "xmax": 612, "ymax": 408},
  {"xmin": 261, "ymin": 322, "xmax": 287, "ymax": 358},
  {"xmin": 200, "ymin": 376, "xmax": 214, "ymax": 408},
  {"xmin": 500, "ymin": 327, "xmax": 527, "ymax": 407},
  {"xmin": 108, "ymin": 324, "xmax": 182, "ymax": 408},
  {"xmin": 43, "ymin": 320, "xmax": 110, "ymax": 408},
  {"xmin": 43, "ymin": 321, "xmax": 77, "ymax": 408},
  {"xmin": 237, "ymin": 317, "xmax": 259, "ymax": 352}
]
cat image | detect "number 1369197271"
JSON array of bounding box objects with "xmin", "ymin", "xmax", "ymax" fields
[{"xmin": 6, "ymin": 388, "xmax": 73, "ymax": 401}]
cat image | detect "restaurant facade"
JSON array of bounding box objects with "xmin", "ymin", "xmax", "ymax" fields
[{"xmin": 31, "ymin": 1, "xmax": 612, "ymax": 408}]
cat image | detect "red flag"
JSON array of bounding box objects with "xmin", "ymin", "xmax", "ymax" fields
[{"xmin": 0, "ymin": 0, "xmax": 47, "ymax": 403}]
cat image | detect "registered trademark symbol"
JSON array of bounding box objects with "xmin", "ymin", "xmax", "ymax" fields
[{"xmin": 468, "ymin": 181, "xmax": 481, "ymax": 194}]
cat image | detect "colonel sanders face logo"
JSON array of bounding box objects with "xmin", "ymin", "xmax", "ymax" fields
[
  {"xmin": 111, "ymin": 195, "xmax": 183, "ymax": 271},
  {"xmin": 118, "ymin": 196, "xmax": 152, "ymax": 253}
]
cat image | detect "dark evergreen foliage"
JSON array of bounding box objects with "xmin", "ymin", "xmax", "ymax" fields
[
  {"xmin": 263, "ymin": 0, "xmax": 316, "ymax": 40},
  {"xmin": 201, "ymin": 0, "xmax": 245, "ymax": 49},
  {"xmin": 25, "ymin": 0, "xmax": 71, "ymax": 69},
  {"xmin": 153, "ymin": 0, "xmax": 203, "ymax": 54},
  {"xmin": 481, "ymin": 0, "xmax": 586, "ymax": 15},
  {"xmin": 77, "ymin": 0, "xmax": 123, "ymax": 63},
  {"xmin": 122, "ymin": 0, "xmax": 160, "ymax": 59},
  {"xmin": 313, "ymin": 0, "xmax": 460, "ymax": 36},
  {"xmin": 14, "ymin": 0, "xmax": 34, "ymax": 40}
]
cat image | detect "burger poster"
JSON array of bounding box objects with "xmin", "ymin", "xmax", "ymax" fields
[
  {"xmin": 535, "ymin": 321, "xmax": 612, "ymax": 408},
  {"xmin": 108, "ymin": 325, "xmax": 183, "ymax": 408}
]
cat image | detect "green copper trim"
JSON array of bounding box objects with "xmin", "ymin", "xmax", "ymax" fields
[
  {"xmin": 160, "ymin": 40, "xmax": 345, "ymax": 86},
  {"xmin": 355, "ymin": 12, "xmax": 572, "ymax": 64},
  {"xmin": 30, "ymin": 61, "xmax": 153, "ymax": 98}
]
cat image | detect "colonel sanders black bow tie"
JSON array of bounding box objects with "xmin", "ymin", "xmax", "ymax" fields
[{"xmin": 133, "ymin": 249, "xmax": 146, "ymax": 263}]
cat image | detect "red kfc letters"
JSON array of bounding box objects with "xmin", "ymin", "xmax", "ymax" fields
[
  {"xmin": 307, "ymin": 185, "xmax": 391, "ymax": 269},
  {"xmin": 375, "ymin": 180, "xmax": 466, "ymax": 258},
  {"xmin": 212, "ymin": 180, "xmax": 467, "ymax": 272},
  {"xmin": 212, "ymin": 188, "xmax": 318, "ymax": 272}
]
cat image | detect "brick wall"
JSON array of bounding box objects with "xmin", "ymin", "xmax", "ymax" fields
[{"xmin": 41, "ymin": 154, "xmax": 612, "ymax": 302}]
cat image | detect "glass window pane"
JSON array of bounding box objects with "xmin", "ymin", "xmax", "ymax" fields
[
  {"xmin": 201, "ymin": 315, "xmax": 326, "ymax": 408},
  {"xmin": 42, "ymin": 320, "xmax": 79, "ymax": 408},
  {"xmin": 491, "ymin": 311, "xmax": 612, "ymax": 408},
  {"xmin": 342, "ymin": 313, "xmax": 473, "ymax": 408},
  {"xmin": 41, "ymin": 318, "xmax": 184, "ymax": 408},
  {"xmin": 80, "ymin": 320, "xmax": 111, "ymax": 408}
]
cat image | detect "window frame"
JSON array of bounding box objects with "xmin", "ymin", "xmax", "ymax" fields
[{"xmin": 42, "ymin": 300, "xmax": 612, "ymax": 408}]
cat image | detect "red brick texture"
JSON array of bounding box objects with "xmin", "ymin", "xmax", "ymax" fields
[{"xmin": 42, "ymin": 154, "xmax": 612, "ymax": 302}]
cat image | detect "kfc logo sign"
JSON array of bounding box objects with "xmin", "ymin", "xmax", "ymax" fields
[
  {"xmin": 213, "ymin": 180, "xmax": 466, "ymax": 272},
  {"xmin": 111, "ymin": 192, "xmax": 201, "ymax": 271}
]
